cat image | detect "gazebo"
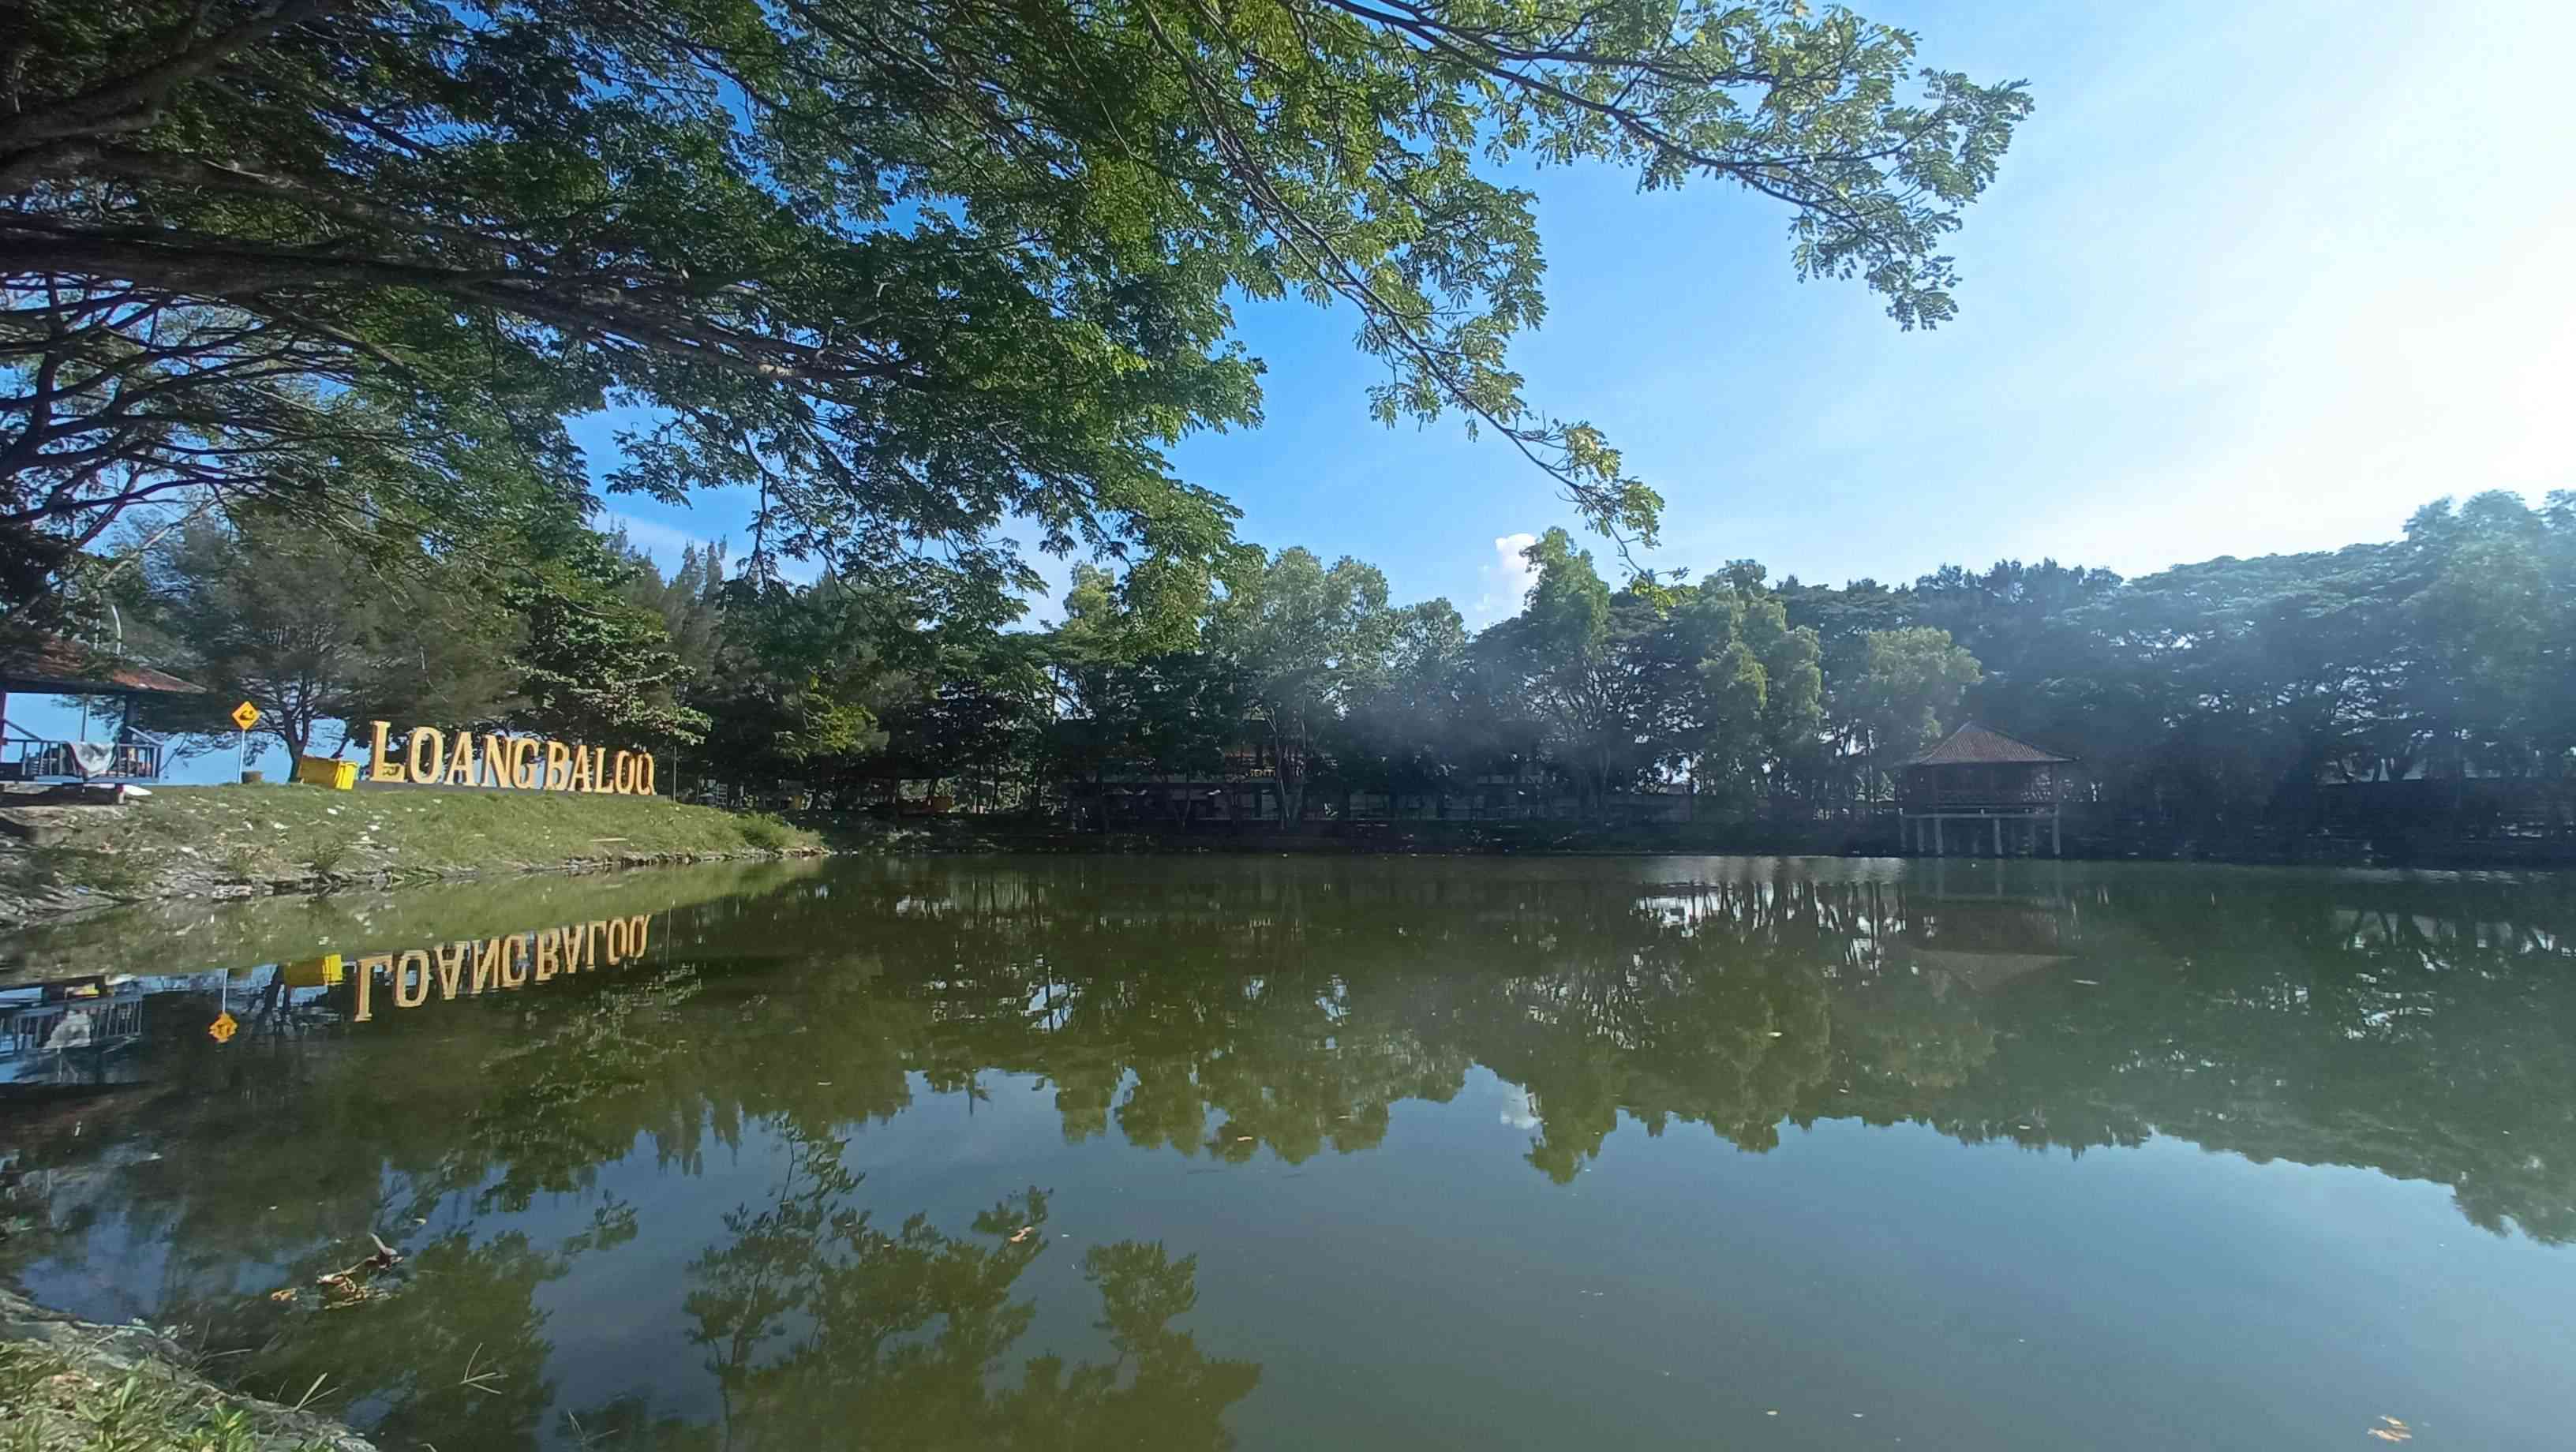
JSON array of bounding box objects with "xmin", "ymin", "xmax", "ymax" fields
[
  {"xmin": 0, "ymin": 636, "xmax": 204, "ymax": 782},
  {"xmin": 1897, "ymin": 723, "xmax": 2076, "ymax": 858}
]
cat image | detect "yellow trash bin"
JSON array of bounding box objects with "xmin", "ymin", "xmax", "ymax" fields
[{"xmin": 294, "ymin": 755, "xmax": 358, "ymax": 790}]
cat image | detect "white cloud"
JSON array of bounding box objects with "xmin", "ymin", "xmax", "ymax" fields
[{"xmin": 1473, "ymin": 532, "xmax": 1539, "ymax": 623}]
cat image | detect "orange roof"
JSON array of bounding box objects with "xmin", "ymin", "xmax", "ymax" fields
[
  {"xmin": 0, "ymin": 637, "xmax": 205, "ymax": 696},
  {"xmin": 1907, "ymin": 722, "xmax": 2073, "ymax": 767}
]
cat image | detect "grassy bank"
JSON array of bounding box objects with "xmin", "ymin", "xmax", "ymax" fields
[
  {"xmin": 1, "ymin": 1293, "xmax": 369, "ymax": 1452},
  {"xmin": 0, "ymin": 784, "xmax": 818, "ymax": 927}
]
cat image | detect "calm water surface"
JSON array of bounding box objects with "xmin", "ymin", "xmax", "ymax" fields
[{"xmin": 6, "ymin": 856, "xmax": 2575, "ymax": 1450}]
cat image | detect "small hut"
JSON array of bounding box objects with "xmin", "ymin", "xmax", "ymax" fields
[
  {"xmin": 0, "ymin": 636, "xmax": 204, "ymax": 782},
  {"xmin": 1898, "ymin": 723, "xmax": 2075, "ymax": 857}
]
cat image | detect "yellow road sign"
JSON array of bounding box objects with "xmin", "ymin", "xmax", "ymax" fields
[
  {"xmin": 208, "ymin": 1011, "xmax": 238, "ymax": 1044},
  {"xmin": 230, "ymin": 700, "xmax": 260, "ymax": 732}
]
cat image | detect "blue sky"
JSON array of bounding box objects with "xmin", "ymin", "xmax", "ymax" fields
[
  {"xmin": 594, "ymin": 0, "xmax": 2574, "ymax": 629},
  {"xmin": 25, "ymin": 0, "xmax": 2575, "ymax": 777}
]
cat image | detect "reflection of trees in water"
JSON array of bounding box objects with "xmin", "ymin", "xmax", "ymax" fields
[
  {"xmin": 8, "ymin": 860, "xmax": 2576, "ymax": 1447},
  {"xmin": 678, "ymin": 1128, "xmax": 1256, "ymax": 1451},
  {"xmin": 8, "ymin": 960, "xmax": 1261, "ymax": 1452},
  {"xmin": 699, "ymin": 861, "xmax": 2576, "ymax": 1233}
]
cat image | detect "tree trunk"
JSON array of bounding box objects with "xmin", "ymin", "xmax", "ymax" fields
[{"xmin": 1270, "ymin": 715, "xmax": 1309, "ymax": 827}]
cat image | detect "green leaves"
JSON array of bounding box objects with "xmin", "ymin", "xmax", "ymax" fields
[
  {"xmin": 5, "ymin": 0, "xmax": 2029, "ymax": 610},
  {"xmin": 504, "ymin": 531, "xmax": 713, "ymax": 749}
]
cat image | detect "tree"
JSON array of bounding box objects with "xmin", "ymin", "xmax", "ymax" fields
[
  {"xmin": 1039, "ymin": 562, "xmax": 1238, "ymax": 821},
  {"xmin": 1662, "ymin": 570, "xmax": 1822, "ymax": 812},
  {"xmin": 2397, "ymin": 492, "xmax": 2565, "ymax": 775},
  {"xmin": 687, "ymin": 573, "xmax": 913, "ymax": 799},
  {"xmin": 2, "ymin": 0, "xmax": 2031, "ymax": 610},
  {"xmin": 1848, "ymin": 626, "xmax": 1981, "ymax": 798},
  {"xmin": 2086, "ymin": 544, "xmax": 2402, "ymax": 822},
  {"xmin": 1477, "ymin": 529, "xmax": 1676, "ymax": 814},
  {"xmin": 1212, "ymin": 548, "xmax": 1393, "ymax": 825},
  {"xmin": 1340, "ymin": 598, "xmax": 1474, "ymax": 798},
  {"xmin": 875, "ymin": 636, "xmax": 1056, "ymax": 809},
  {"xmin": 130, "ymin": 512, "xmax": 517, "ymax": 762},
  {"xmin": 1908, "ymin": 559, "xmax": 2122, "ymax": 730},
  {"xmin": 504, "ymin": 530, "xmax": 711, "ymax": 752},
  {"xmin": 635, "ymin": 540, "xmax": 733, "ymax": 685}
]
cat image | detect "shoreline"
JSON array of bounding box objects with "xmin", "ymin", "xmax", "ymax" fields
[
  {"xmin": 0, "ymin": 840, "xmax": 827, "ymax": 930},
  {"xmin": 822, "ymin": 814, "xmax": 2576, "ymax": 872},
  {"xmin": 4, "ymin": 789, "xmax": 2570, "ymax": 934},
  {"xmin": 2, "ymin": 1289, "xmax": 376, "ymax": 1452},
  {"xmin": 0, "ymin": 783, "xmax": 826, "ymax": 931}
]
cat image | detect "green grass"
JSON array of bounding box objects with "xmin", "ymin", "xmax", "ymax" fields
[
  {"xmin": 0, "ymin": 1338, "xmax": 344, "ymax": 1452},
  {"xmin": 8, "ymin": 846, "xmax": 150, "ymax": 899},
  {"xmin": 2, "ymin": 782, "xmax": 822, "ymax": 907},
  {"xmin": 302, "ymin": 831, "xmax": 358, "ymax": 877},
  {"xmin": 219, "ymin": 840, "xmax": 273, "ymax": 881}
]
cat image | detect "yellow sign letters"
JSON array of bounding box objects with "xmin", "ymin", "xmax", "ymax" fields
[
  {"xmin": 365, "ymin": 721, "xmax": 659, "ymax": 795},
  {"xmin": 348, "ymin": 915, "xmax": 653, "ymax": 1021}
]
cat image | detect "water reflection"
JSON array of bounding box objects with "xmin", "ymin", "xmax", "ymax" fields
[
  {"xmin": 676, "ymin": 1129, "xmax": 1256, "ymax": 1452},
  {"xmin": 4, "ymin": 857, "xmax": 2574, "ymax": 1450}
]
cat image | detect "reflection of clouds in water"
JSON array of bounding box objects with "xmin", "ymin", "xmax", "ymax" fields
[{"xmin": 1498, "ymin": 1084, "xmax": 1539, "ymax": 1129}]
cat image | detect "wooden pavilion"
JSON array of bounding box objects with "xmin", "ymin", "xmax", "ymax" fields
[
  {"xmin": 0, "ymin": 636, "xmax": 204, "ymax": 782},
  {"xmin": 1897, "ymin": 723, "xmax": 2076, "ymax": 857}
]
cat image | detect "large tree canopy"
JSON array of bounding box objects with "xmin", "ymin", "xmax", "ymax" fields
[{"xmin": 2, "ymin": 0, "xmax": 2031, "ymax": 614}]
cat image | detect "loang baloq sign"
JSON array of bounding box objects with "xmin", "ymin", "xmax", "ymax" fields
[
  {"xmin": 348, "ymin": 914, "xmax": 655, "ymax": 1021},
  {"xmin": 364, "ymin": 721, "xmax": 660, "ymax": 795}
]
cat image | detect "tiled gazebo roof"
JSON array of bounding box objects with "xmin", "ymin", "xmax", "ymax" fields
[
  {"xmin": 1907, "ymin": 722, "xmax": 2073, "ymax": 768},
  {"xmin": 0, "ymin": 636, "xmax": 204, "ymax": 696}
]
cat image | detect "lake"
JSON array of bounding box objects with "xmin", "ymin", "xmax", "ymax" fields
[{"xmin": 5, "ymin": 855, "xmax": 2574, "ymax": 1450}]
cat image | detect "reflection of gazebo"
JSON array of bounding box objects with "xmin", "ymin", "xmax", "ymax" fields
[
  {"xmin": 1898, "ymin": 894, "xmax": 2076, "ymax": 994},
  {"xmin": 2, "ymin": 975, "xmax": 147, "ymax": 1085},
  {"xmin": 0, "ymin": 637, "xmax": 204, "ymax": 782},
  {"xmin": 1909, "ymin": 946, "xmax": 2070, "ymax": 995},
  {"xmin": 1899, "ymin": 723, "xmax": 2075, "ymax": 858}
]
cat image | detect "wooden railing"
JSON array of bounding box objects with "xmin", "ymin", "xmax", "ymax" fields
[{"xmin": 0, "ymin": 738, "xmax": 164, "ymax": 781}]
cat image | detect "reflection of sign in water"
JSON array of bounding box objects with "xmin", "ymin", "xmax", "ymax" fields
[
  {"xmin": 350, "ymin": 915, "xmax": 653, "ymax": 1021},
  {"xmin": 207, "ymin": 1010, "xmax": 238, "ymax": 1043},
  {"xmin": 280, "ymin": 954, "xmax": 345, "ymax": 989},
  {"xmin": 364, "ymin": 720, "xmax": 658, "ymax": 795}
]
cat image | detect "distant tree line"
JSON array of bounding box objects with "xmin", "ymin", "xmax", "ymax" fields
[
  {"xmin": 1027, "ymin": 488, "xmax": 2576, "ymax": 833},
  {"xmin": 99, "ymin": 488, "xmax": 2575, "ymax": 838}
]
